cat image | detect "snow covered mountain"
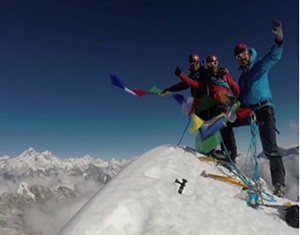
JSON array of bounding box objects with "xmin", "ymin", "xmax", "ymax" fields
[
  {"xmin": 0, "ymin": 147, "xmax": 132, "ymax": 186},
  {"xmin": 257, "ymin": 145, "xmax": 299, "ymax": 159},
  {"xmin": 1, "ymin": 147, "xmax": 111, "ymax": 173},
  {"xmin": 58, "ymin": 145, "xmax": 299, "ymax": 235},
  {"xmin": 0, "ymin": 148, "xmax": 133, "ymax": 235},
  {"xmin": 0, "ymin": 146, "xmax": 298, "ymax": 235}
]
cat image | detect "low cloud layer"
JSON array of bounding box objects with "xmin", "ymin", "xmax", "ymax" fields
[{"xmin": 289, "ymin": 119, "xmax": 299, "ymax": 132}]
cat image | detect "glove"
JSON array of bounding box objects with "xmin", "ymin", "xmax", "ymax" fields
[
  {"xmin": 175, "ymin": 66, "xmax": 182, "ymax": 76},
  {"xmin": 272, "ymin": 19, "xmax": 283, "ymax": 44},
  {"xmin": 218, "ymin": 68, "xmax": 229, "ymax": 77},
  {"xmin": 159, "ymin": 89, "xmax": 170, "ymax": 96}
]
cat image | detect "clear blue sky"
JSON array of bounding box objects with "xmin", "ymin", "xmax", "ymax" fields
[{"xmin": 0, "ymin": 0, "xmax": 298, "ymax": 159}]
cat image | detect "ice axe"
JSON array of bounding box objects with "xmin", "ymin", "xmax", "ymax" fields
[
  {"xmin": 201, "ymin": 170, "xmax": 249, "ymax": 189},
  {"xmin": 261, "ymin": 201, "xmax": 293, "ymax": 210},
  {"xmin": 175, "ymin": 178, "xmax": 188, "ymax": 194}
]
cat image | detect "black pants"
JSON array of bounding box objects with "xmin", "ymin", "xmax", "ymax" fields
[{"xmin": 221, "ymin": 106, "xmax": 285, "ymax": 186}]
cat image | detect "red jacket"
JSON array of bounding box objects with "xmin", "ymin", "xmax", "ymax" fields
[
  {"xmin": 178, "ymin": 68, "xmax": 240, "ymax": 104},
  {"xmin": 179, "ymin": 68, "xmax": 251, "ymax": 120},
  {"xmin": 167, "ymin": 66, "xmax": 206, "ymax": 98}
]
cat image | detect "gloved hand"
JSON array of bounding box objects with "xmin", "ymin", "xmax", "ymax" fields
[
  {"xmin": 272, "ymin": 19, "xmax": 283, "ymax": 44},
  {"xmin": 175, "ymin": 66, "xmax": 182, "ymax": 76},
  {"xmin": 218, "ymin": 68, "xmax": 229, "ymax": 77},
  {"xmin": 159, "ymin": 89, "xmax": 170, "ymax": 96}
]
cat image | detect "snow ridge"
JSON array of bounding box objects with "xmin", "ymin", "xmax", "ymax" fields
[{"xmin": 58, "ymin": 145, "xmax": 299, "ymax": 235}]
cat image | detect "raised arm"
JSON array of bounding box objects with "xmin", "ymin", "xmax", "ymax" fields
[
  {"xmin": 258, "ymin": 19, "xmax": 284, "ymax": 72},
  {"xmin": 175, "ymin": 66, "xmax": 200, "ymax": 89}
]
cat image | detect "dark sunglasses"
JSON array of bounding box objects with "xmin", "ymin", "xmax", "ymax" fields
[
  {"xmin": 235, "ymin": 51, "xmax": 249, "ymax": 60},
  {"xmin": 207, "ymin": 61, "xmax": 218, "ymax": 66}
]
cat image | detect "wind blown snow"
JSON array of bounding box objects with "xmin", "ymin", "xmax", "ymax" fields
[{"xmin": 58, "ymin": 145, "xmax": 298, "ymax": 235}]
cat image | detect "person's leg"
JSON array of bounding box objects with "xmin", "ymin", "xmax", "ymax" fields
[
  {"xmin": 220, "ymin": 117, "xmax": 250, "ymax": 162},
  {"xmin": 220, "ymin": 125, "xmax": 237, "ymax": 161},
  {"xmin": 255, "ymin": 106, "xmax": 285, "ymax": 195}
]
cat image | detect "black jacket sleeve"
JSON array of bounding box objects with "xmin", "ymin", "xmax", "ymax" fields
[{"xmin": 167, "ymin": 81, "xmax": 189, "ymax": 92}]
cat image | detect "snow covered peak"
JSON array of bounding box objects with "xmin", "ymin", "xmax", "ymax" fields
[
  {"xmin": 58, "ymin": 145, "xmax": 298, "ymax": 235},
  {"xmin": 12, "ymin": 148, "xmax": 62, "ymax": 171},
  {"xmin": 77, "ymin": 154, "xmax": 94, "ymax": 165},
  {"xmin": 0, "ymin": 155, "xmax": 10, "ymax": 160},
  {"xmin": 81, "ymin": 154, "xmax": 93, "ymax": 160},
  {"xmin": 17, "ymin": 147, "xmax": 38, "ymax": 158},
  {"xmin": 41, "ymin": 150, "xmax": 56, "ymax": 158},
  {"xmin": 0, "ymin": 149, "xmax": 131, "ymax": 180},
  {"xmin": 17, "ymin": 182, "xmax": 36, "ymax": 202}
]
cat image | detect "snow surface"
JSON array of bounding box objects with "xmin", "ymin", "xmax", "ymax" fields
[{"xmin": 58, "ymin": 145, "xmax": 298, "ymax": 235}]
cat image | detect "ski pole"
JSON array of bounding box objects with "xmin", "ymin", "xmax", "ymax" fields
[{"xmin": 177, "ymin": 117, "xmax": 191, "ymax": 145}]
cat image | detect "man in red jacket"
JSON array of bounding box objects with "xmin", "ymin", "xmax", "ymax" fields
[
  {"xmin": 175, "ymin": 55, "xmax": 251, "ymax": 161},
  {"xmin": 161, "ymin": 53, "xmax": 206, "ymax": 99},
  {"xmin": 207, "ymin": 54, "xmax": 251, "ymax": 117},
  {"xmin": 175, "ymin": 55, "xmax": 239, "ymax": 109}
]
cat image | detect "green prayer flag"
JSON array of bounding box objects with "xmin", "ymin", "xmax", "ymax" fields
[
  {"xmin": 195, "ymin": 130, "xmax": 222, "ymax": 154},
  {"xmin": 148, "ymin": 86, "xmax": 162, "ymax": 94},
  {"xmin": 195, "ymin": 96, "xmax": 218, "ymax": 113}
]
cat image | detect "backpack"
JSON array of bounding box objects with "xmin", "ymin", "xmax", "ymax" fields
[{"xmin": 285, "ymin": 205, "xmax": 299, "ymax": 228}]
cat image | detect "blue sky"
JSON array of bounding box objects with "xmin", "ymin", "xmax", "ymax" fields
[{"xmin": 0, "ymin": 0, "xmax": 298, "ymax": 159}]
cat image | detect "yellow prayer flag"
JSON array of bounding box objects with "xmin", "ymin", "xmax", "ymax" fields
[{"xmin": 190, "ymin": 114, "xmax": 204, "ymax": 133}]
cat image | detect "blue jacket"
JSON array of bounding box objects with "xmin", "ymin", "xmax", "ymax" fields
[{"xmin": 238, "ymin": 43, "xmax": 283, "ymax": 107}]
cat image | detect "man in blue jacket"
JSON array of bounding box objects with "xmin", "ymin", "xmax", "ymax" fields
[{"xmin": 222, "ymin": 19, "xmax": 285, "ymax": 197}]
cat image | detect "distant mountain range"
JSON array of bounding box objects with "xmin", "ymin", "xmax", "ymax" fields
[
  {"xmin": 257, "ymin": 145, "xmax": 299, "ymax": 158},
  {"xmin": 0, "ymin": 148, "xmax": 134, "ymax": 235}
]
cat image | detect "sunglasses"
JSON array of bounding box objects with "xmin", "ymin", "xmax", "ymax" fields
[
  {"xmin": 190, "ymin": 61, "xmax": 199, "ymax": 65},
  {"xmin": 235, "ymin": 51, "xmax": 249, "ymax": 60},
  {"xmin": 207, "ymin": 61, "xmax": 218, "ymax": 66}
]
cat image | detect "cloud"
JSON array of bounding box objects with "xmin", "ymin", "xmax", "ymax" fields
[
  {"xmin": 258, "ymin": 156, "xmax": 299, "ymax": 201},
  {"xmin": 289, "ymin": 119, "xmax": 299, "ymax": 132},
  {"xmin": 23, "ymin": 196, "xmax": 91, "ymax": 235},
  {"xmin": 22, "ymin": 181, "xmax": 102, "ymax": 235},
  {"xmin": 0, "ymin": 171, "xmax": 103, "ymax": 235}
]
